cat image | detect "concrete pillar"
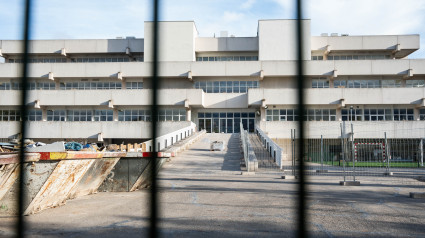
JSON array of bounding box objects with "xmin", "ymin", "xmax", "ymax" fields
[
  {"xmin": 414, "ymin": 107, "xmax": 420, "ymax": 121},
  {"xmin": 260, "ymin": 107, "xmax": 266, "ymax": 121},
  {"xmin": 336, "ymin": 108, "xmax": 342, "ymax": 121},
  {"xmin": 42, "ymin": 108, "xmax": 47, "ymax": 121},
  {"xmin": 113, "ymin": 108, "xmax": 119, "ymax": 121},
  {"xmin": 186, "ymin": 108, "xmax": 191, "ymax": 121}
]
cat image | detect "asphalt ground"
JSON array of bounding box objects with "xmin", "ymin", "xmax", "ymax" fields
[{"xmin": 1, "ymin": 133, "xmax": 424, "ymax": 237}]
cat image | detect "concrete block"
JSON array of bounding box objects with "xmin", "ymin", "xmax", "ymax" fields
[
  {"xmin": 281, "ymin": 175, "xmax": 297, "ymax": 179},
  {"xmin": 339, "ymin": 181, "xmax": 361, "ymax": 186},
  {"xmin": 410, "ymin": 192, "xmax": 425, "ymax": 199},
  {"xmin": 316, "ymin": 170, "xmax": 328, "ymax": 173},
  {"xmin": 241, "ymin": 171, "xmax": 255, "ymax": 175}
]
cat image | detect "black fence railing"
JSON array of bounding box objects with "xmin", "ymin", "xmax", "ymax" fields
[{"xmin": 14, "ymin": 0, "xmax": 308, "ymax": 237}]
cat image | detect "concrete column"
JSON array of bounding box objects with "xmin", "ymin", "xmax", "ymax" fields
[
  {"xmin": 336, "ymin": 108, "xmax": 342, "ymax": 121},
  {"xmin": 260, "ymin": 107, "xmax": 266, "ymax": 121},
  {"xmin": 414, "ymin": 107, "xmax": 420, "ymax": 121},
  {"xmin": 186, "ymin": 108, "xmax": 191, "ymax": 121},
  {"xmin": 42, "ymin": 108, "xmax": 47, "ymax": 121},
  {"xmin": 113, "ymin": 108, "xmax": 119, "ymax": 121}
]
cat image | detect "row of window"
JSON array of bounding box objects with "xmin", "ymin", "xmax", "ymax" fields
[
  {"xmin": 312, "ymin": 79, "xmax": 425, "ymax": 88},
  {"xmin": 0, "ymin": 82, "xmax": 144, "ymax": 90},
  {"xmin": 194, "ymin": 81, "xmax": 259, "ymax": 93},
  {"xmin": 266, "ymin": 109, "xmax": 337, "ymax": 121},
  {"xmin": 8, "ymin": 57, "xmax": 144, "ymax": 63},
  {"xmin": 266, "ymin": 108, "xmax": 421, "ymax": 121},
  {"xmin": 0, "ymin": 109, "xmax": 186, "ymax": 122},
  {"xmin": 342, "ymin": 109, "xmax": 415, "ymax": 121},
  {"xmin": 196, "ymin": 56, "xmax": 258, "ymax": 62},
  {"xmin": 198, "ymin": 112, "xmax": 256, "ymax": 118},
  {"xmin": 311, "ymin": 55, "xmax": 391, "ymax": 61},
  {"xmin": 71, "ymin": 57, "xmax": 144, "ymax": 63}
]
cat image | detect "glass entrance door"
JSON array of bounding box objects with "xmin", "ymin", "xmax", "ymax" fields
[
  {"xmin": 220, "ymin": 119, "xmax": 226, "ymax": 133},
  {"xmin": 205, "ymin": 119, "xmax": 212, "ymax": 133},
  {"xmin": 198, "ymin": 112, "xmax": 255, "ymax": 133},
  {"xmin": 213, "ymin": 119, "xmax": 219, "ymax": 133}
]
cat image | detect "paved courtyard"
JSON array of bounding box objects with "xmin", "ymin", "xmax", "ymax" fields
[{"xmin": 1, "ymin": 133, "xmax": 425, "ymax": 237}]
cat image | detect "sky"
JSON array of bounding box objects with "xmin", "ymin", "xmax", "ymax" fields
[{"xmin": 1, "ymin": 0, "xmax": 425, "ymax": 58}]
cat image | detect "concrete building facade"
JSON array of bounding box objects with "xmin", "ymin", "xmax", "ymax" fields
[{"xmin": 0, "ymin": 19, "xmax": 423, "ymax": 142}]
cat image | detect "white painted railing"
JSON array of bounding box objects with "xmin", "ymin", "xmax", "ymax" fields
[
  {"xmin": 255, "ymin": 125, "xmax": 284, "ymax": 169},
  {"xmin": 240, "ymin": 123, "xmax": 258, "ymax": 172},
  {"xmin": 143, "ymin": 122, "xmax": 196, "ymax": 152}
]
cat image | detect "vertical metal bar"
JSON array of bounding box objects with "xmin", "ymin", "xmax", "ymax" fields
[
  {"xmin": 341, "ymin": 123, "xmax": 346, "ymax": 182},
  {"xmin": 150, "ymin": 0, "xmax": 160, "ymax": 237},
  {"xmin": 385, "ymin": 132, "xmax": 390, "ymax": 174},
  {"xmin": 17, "ymin": 0, "xmax": 32, "ymax": 237},
  {"xmin": 351, "ymin": 123, "xmax": 355, "ymax": 182},
  {"xmin": 295, "ymin": 0, "xmax": 306, "ymax": 236},
  {"xmin": 420, "ymin": 138, "xmax": 423, "ymax": 167},
  {"xmin": 321, "ymin": 135, "xmax": 323, "ymax": 171}
]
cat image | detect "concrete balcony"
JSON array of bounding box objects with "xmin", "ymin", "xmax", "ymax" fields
[
  {"xmin": 1, "ymin": 59, "xmax": 425, "ymax": 79},
  {"xmin": 0, "ymin": 121, "xmax": 191, "ymax": 139},
  {"xmin": 248, "ymin": 88, "xmax": 425, "ymax": 106},
  {"xmin": 311, "ymin": 35, "xmax": 419, "ymax": 58},
  {"xmin": 259, "ymin": 120, "xmax": 425, "ymax": 139},
  {"xmin": 0, "ymin": 89, "xmax": 204, "ymax": 107}
]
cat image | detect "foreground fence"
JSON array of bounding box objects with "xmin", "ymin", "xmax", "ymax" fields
[{"xmin": 269, "ymin": 123, "xmax": 425, "ymax": 184}]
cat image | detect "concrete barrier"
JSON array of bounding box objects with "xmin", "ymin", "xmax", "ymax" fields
[
  {"xmin": 0, "ymin": 152, "xmax": 126, "ymax": 215},
  {"xmin": 165, "ymin": 130, "xmax": 206, "ymax": 157},
  {"xmin": 0, "ymin": 125, "xmax": 201, "ymax": 215}
]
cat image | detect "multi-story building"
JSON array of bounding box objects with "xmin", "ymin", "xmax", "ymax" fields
[{"xmin": 0, "ymin": 19, "xmax": 423, "ymax": 148}]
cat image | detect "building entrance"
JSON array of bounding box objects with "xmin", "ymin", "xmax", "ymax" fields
[{"xmin": 198, "ymin": 112, "xmax": 256, "ymax": 133}]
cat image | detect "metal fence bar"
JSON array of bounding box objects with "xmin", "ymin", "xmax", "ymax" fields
[
  {"xmin": 149, "ymin": 0, "xmax": 160, "ymax": 237},
  {"xmin": 295, "ymin": 0, "xmax": 307, "ymax": 236},
  {"xmin": 17, "ymin": 0, "xmax": 32, "ymax": 237},
  {"xmin": 351, "ymin": 124, "xmax": 356, "ymax": 181}
]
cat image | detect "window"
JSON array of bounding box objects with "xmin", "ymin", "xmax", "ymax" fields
[
  {"xmin": 60, "ymin": 81, "xmax": 122, "ymax": 90},
  {"xmin": 94, "ymin": 110, "xmax": 113, "ymax": 121},
  {"xmin": 341, "ymin": 108, "xmax": 363, "ymax": 121},
  {"xmin": 118, "ymin": 110, "xmax": 150, "ymax": 121},
  {"xmin": 66, "ymin": 110, "xmax": 92, "ymax": 121},
  {"xmin": 126, "ymin": 82, "xmax": 143, "ymax": 89},
  {"xmin": 278, "ymin": 109, "xmax": 299, "ymax": 121},
  {"xmin": 194, "ymin": 81, "xmax": 259, "ymax": 93},
  {"xmin": 311, "ymin": 56, "xmax": 323, "ymax": 60},
  {"xmin": 195, "ymin": 56, "xmax": 258, "ymax": 61},
  {"xmin": 406, "ymin": 80, "xmax": 425, "ymax": 88},
  {"xmin": 327, "ymin": 55, "xmax": 390, "ymax": 61},
  {"xmin": 420, "ymin": 109, "xmax": 425, "ymax": 120},
  {"xmin": 364, "ymin": 109, "xmax": 392, "ymax": 121},
  {"xmin": 393, "ymin": 109, "xmax": 414, "ymax": 121},
  {"xmin": 27, "ymin": 110, "xmax": 42, "ymax": 121},
  {"xmin": 312, "ymin": 78, "xmax": 329, "ymax": 88},
  {"xmin": 0, "ymin": 110, "xmax": 21, "ymax": 121},
  {"xmin": 382, "ymin": 79, "xmax": 402, "ymax": 88},
  {"xmin": 305, "ymin": 109, "xmax": 336, "ymax": 121},
  {"xmin": 0, "ymin": 82, "xmax": 11, "ymax": 90},
  {"xmin": 158, "ymin": 109, "xmax": 186, "ymax": 121},
  {"xmin": 47, "ymin": 110, "xmax": 65, "ymax": 121},
  {"xmin": 347, "ymin": 80, "xmax": 380, "ymax": 88},
  {"xmin": 333, "ymin": 80, "xmax": 346, "ymax": 88},
  {"xmin": 37, "ymin": 82, "xmax": 56, "ymax": 90}
]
